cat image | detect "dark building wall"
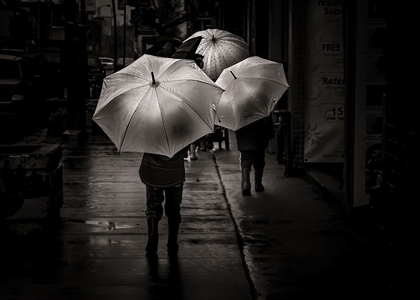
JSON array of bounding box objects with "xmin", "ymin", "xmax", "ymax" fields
[
  {"xmin": 268, "ymin": 0, "xmax": 288, "ymax": 64},
  {"xmin": 217, "ymin": 0, "xmax": 248, "ymax": 41},
  {"xmin": 253, "ymin": 0, "xmax": 269, "ymax": 58},
  {"xmin": 383, "ymin": 2, "xmax": 416, "ymax": 253},
  {"xmin": 379, "ymin": 2, "xmax": 417, "ymax": 293},
  {"xmin": 289, "ymin": 0, "xmax": 306, "ymax": 171}
]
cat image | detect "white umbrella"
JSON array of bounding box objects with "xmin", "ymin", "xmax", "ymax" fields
[
  {"xmin": 183, "ymin": 29, "xmax": 249, "ymax": 81},
  {"xmin": 215, "ymin": 56, "xmax": 289, "ymax": 131},
  {"xmin": 93, "ymin": 54, "xmax": 224, "ymax": 158}
]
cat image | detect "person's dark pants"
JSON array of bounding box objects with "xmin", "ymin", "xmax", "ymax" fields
[
  {"xmin": 145, "ymin": 183, "xmax": 183, "ymax": 223},
  {"xmin": 239, "ymin": 149, "xmax": 266, "ymax": 171}
]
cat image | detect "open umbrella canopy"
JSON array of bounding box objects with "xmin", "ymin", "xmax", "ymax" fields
[
  {"xmin": 215, "ymin": 56, "xmax": 289, "ymax": 131},
  {"xmin": 93, "ymin": 54, "xmax": 224, "ymax": 158},
  {"xmin": 183, "ymin": 29, "xmax": 249, "ymax": 81}
]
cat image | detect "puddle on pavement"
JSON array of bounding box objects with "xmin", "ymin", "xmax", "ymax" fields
[
  {"xmin": 65, "ymin": 218, "xmax": 137, "ymax": 231},
  {"xmin": 85, "ymin": 220, "xmax": 136, "ymax": 229}
]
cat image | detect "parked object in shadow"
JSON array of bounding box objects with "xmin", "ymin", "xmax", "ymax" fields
[
  {"xmin": 0, "ymin": 50, "xmax": 63, "ymax": 100},
  {"xmin": 0, "ymin": 54, "xmax": 43, "ymax": 141},
  {"xmin": 0, "ymin": 144, "xmax": 63, "ymax": 236},
  {"xmin": 99, "ymin": 57, "xmax": 114, "ymax": 70}
]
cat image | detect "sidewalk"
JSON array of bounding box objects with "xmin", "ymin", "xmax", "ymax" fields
[
  {"xmin": 213, "ymin": 131, "xmax": 396, "ymax": 300},
  {"xmin": 1, "ymin": 129, "xmax": 396, "ymax": 299}
]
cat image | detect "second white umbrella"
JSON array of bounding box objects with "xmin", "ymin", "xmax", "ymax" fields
[{"xmin": 215, "ymin": 56, "xmax": 289, "ymax": 131}]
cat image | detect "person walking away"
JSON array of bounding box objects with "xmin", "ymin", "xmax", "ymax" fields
[
  {"xmin": 139, "ymin": 146, "xmax": 189, "ymax": 256},
  {"xmin": 235, "ymin": 115, "xmax": 275, "ymax": 195}
]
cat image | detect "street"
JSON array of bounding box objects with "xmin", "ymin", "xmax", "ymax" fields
[{"xmin": 0, "ymin": 131, "xmax": 395, "ymax": 299}]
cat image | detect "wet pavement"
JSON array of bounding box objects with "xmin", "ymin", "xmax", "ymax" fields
[
  {"xmin": 1, "ymin": 130, "xmax": 397, "ymax": 299},
  {"xmin": 213, "ymin": 138, "xmax": 396, "ymax": 299}
]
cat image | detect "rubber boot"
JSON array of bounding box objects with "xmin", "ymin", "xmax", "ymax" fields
[
  {"xmin": 146, "ymin": 218, "xmax": 159, "ymax": 256},
  {"xmin": 255, "ymin": 170, "xmax": 265, "ymax": 192},
  {"xmin": 241, "ymin": 168, "xmax": 251, "ymax": 196},
  {"xmin": 167, "ymin": 219, "xmax": 180, "ymax": 255}
]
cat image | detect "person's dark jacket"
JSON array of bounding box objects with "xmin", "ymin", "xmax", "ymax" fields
[
  {"xmin": 155, "ymin": 50, "xmax": 172, "ymax": 57},
  {"xmin": 139, "ymin": 148, "xmax": 188, "ymax": 188},
  {"xmin": 235, "ymin": 116, "xmax": 275, "ymax": 152}
]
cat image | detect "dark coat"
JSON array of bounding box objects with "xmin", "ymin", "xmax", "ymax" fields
[
  {"xmin": 235, "ymin": 116, "xmax": 275, "ymax": 152},
  {"xmin": 139, "ymin": 147, "xmax": 188, "ymax": 188},
  {"xmin": 155, "ymin": 49, "xmax": 174, "ymax": 57}
]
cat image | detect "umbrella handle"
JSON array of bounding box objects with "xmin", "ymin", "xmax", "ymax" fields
[
  {"xmin": 151, "ymin": 72, "xmax": 156, "ymax": 85},
  {"xmin": 213, "ymin": 104, "xmax": 221, "ymax": 123}
]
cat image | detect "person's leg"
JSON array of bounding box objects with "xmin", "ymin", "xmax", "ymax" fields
[
  {"xmin": 206, "ymin": 133, "xmax": 214, "ymax": 150},
  {"xmin": 253, "ymin": 149, "xmax": 266, "ymax": 192},
  {"xmin": 164, "ymin": 183, "xmax": 183, "ymax": 254},
  {"xmin": 145, "ymin": 186, "xmax": 165, "ymax": 255},
  {"xmin": 240, "ymin": 151, "xmax": 252, "ymax": 196},
  {"xmin": 184, "ymin": 148, "xmax": 189, "ymax": 159},
  {"xmin": 189, "ymin": 143, "xmax": 198, "ymax": 160},
  {"xmin": 199, "ymin": 137, "xmax": 207, "ymax": 151},
  {"xmin": 214, "ymin": 126, "xmax": 223, "ymax": 149}
]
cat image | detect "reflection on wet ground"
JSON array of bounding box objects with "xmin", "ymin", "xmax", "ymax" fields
[
  {"xmin": 0, "ymin": 135, "xmax": 252, "ymax": 299},
  {"xmin": 146, "ymin": 256, "xmax": 184, "ymax": 299}
]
